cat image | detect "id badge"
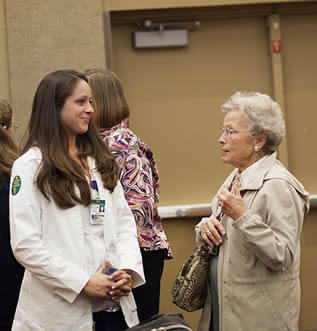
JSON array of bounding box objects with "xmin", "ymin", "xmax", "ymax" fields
[{"xmin": 90, "ymin": 199, "xmax": 105, "ymax": 225}]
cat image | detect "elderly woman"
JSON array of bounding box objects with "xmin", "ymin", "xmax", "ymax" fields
[{"xmin": 196, "ymin": 92, "xmax": 309, "ymax": 331}]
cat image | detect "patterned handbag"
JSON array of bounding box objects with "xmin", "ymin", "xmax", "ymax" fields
[{"xmin": 171, "ymin": 242, "xmax": 211, "ymax": 312}]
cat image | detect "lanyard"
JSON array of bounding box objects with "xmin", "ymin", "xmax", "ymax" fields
[{"xmin": 90, "ymin": 179, "xmax": 100, "ymax": 199}]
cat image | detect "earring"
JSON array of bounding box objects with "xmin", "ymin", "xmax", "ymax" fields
[{"xmin": 254, "ymin": 146, "xmax": 259, "ymax": 152}]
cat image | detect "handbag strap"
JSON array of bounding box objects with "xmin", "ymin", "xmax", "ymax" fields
[{"xmin": 150, "ymin": 325, "xmax": 192, "ymax": 331}]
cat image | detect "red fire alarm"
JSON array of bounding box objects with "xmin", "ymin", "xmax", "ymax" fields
[{"xmin": 272, "ymin": 40, "xmax": 282, "ymax": 53}]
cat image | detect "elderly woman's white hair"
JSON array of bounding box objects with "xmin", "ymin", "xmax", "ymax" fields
[{"xmin": 222, "ymin": 91, "xmax": 285, "ymax": 153}]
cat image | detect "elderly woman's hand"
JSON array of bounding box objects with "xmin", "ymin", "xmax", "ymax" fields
[
  {"xmin": 217, "ymin": 182, "xmax": 247, "ymax": 221},
  {"xmin": 201, "ymin": 216, "xmax": 226, "ymax": 247}
]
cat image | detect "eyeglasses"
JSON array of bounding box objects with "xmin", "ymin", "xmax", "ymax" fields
[{"xmin": 220, "ymin": 127, "xmax": 249, "ymax": 137}]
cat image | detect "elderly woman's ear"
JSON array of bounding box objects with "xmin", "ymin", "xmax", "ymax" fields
[{"xmin": 254, "ymin": 135, "xmax": 267, "ymax": 152}]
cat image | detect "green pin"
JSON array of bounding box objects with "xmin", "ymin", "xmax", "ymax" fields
[{"xmin": 11, "ymin": 175, "xmax": 22, "ymax": 196}]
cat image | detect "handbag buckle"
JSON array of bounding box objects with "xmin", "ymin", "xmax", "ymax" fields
[{"xmin": 210, "ymin": 243, "xmax": 221, "ymax": 256}]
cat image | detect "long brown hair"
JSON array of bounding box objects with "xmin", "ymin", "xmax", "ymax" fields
[
  {"xmin": 84, "ymin": 69, "xmax": 130, "ymax": 129},
  {"xmin": 0, "ymin": 97, "xmax": 18, "ymax": 175},
  {"xmin": 23, "ymin": 69, "xmax": 119, "ymax": 209}
]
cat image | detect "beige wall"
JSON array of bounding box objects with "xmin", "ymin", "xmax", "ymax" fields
[
  {"xmin": 106, "ymin": 0, "xmax": 314, "ymax": 11},
  {"xmin": 5, "ymin": 0, "xmax": 106, "ymax": 143},
  {"xmin": 112, "ymin": 16, "xmax": 272, "ymax": 206},
  {"xmin": 281, "ymin": 13, "xmax": 317, "ymax": 193},
  {"xmin": 111, "ymin": 8, "xmax": 317, "ymax": 205},
  {"xmin": 0, "ymin": 0, "xmax": 10, "ymax": 100},
  {"xmin": 300, "ymin": 209, "xmax": 317, "ymax": 329}
]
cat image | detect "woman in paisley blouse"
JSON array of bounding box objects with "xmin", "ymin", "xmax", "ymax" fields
[{"xmin": 85, "ymin": 69, "xmax": 173, "ymax": 322}]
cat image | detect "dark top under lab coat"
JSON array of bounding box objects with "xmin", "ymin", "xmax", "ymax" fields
[{"xmin": 0, "ymin": 173, "xmax": 24, "ymax": 330}]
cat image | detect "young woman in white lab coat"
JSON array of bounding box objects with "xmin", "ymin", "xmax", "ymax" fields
[{"xmin": 9, "ymin": 69, "xmax": 144, "ymax": 331}]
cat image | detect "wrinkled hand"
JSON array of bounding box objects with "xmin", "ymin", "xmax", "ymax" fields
[
  {"xmin": 200, "ymin": 216, "xmax": 226, "ymax": 248},
  {"xmin": 217, "ymin": 182, "xmax": 247, "ymax": 221}
]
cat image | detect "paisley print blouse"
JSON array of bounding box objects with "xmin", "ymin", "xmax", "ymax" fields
[{"xmin": 99, "ymin": 120, "xmax": 172, "ymax": 259}]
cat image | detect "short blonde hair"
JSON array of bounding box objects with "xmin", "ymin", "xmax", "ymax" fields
[{"xmin": 222, "ymin": 92, "xmax": 285, "ymax": 153}]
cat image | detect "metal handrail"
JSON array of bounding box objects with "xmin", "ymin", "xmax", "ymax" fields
[{"xmin": 158, "ymin": 195, "xmax": 317, "ymax": 219}]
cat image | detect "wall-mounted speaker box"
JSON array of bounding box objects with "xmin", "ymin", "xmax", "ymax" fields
[{"xmin": 132, "ymin": 29, "xmax": 188, "ymax": 49}]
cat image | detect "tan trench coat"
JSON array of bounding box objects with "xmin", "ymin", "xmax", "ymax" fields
[{"xmin": 196, "ymin": 152, "xmax": 309, "ymax": 331}]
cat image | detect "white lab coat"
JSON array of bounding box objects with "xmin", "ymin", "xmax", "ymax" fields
[{"xmin": 9, "ymin": 147, "xmax": 145, "ymax": 331}]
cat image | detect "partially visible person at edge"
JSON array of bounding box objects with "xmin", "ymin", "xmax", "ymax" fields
[
  {"xmin": 85, "ymin": 68, "xmax": 173, "ymax": 322},
  {"xmin": 9, "ymin": 70, "xmax": 145, "ymax": 331},
  {"xmin": 196, "ymin": 92, "xmax": 309, "ymax": 331},
  {"xmin": 0, "ymin": 97, "xmax": 24, "ymax": 331}
]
